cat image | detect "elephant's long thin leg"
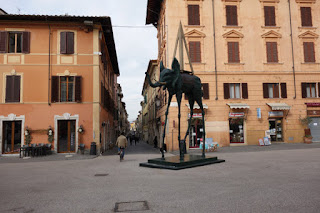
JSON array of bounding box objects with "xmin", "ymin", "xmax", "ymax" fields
[
  {"xmin": 184, "ymin": 98, "xmax": 194, "ymax": 141},
  {"xmin": 176, "ymin": 92, "xmax": 183, "ymax": 159},
  {"xmin": 161, "ymin": 94, "xmax": 173, "ymax": 159}
]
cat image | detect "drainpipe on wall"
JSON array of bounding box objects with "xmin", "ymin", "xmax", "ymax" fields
[
  {"xmin": 47, "ymin": 17, "xmax": 51, "ymax": 106},
  {"xmin": 288, "ymin": 0, "xmax": 297, "ymax": 99},
  {"xmin": 212, "ymin": 0, "xmax": 218, "ymax": 100}
]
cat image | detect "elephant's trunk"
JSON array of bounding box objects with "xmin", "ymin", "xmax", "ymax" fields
[{"xmin": 146, "ymin": 73, "xmax": 166, "ymax": 88}]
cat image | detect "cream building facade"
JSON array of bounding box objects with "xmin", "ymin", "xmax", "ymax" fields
[{"xmin": 146, "ymin": 0, "xmax": 320, "ymax": 151}]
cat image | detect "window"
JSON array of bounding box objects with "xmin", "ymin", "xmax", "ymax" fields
[
  {"xmin": 0, "ymin": 31, "xmax": 30, "ymax": 53},
  {"xmin": 264, "ymin": 6, "xmax": 276, "ymax": 26},
  {"xmin": 301, "ymin": 83, "xmax": 320, "ymax": 98},
  {"xmin": 202, "ymin": 83, "xmax": 209, "ymax": 99},
  {"xmin": 226, "ymin": 5, "xmax": 238, "ymax": 26},
  {"xmin": 51, "ymin": 76, "xmax": 82, "ymax": 103},
  {"xmin": 188, "ymin": 5, "xmax": 200, "ymax": 25},
  {"xmin": 230, "ymin": 83, "xmax": 241, "ymax": 99},
  {"xmin": 224, "ymin": 83, "xmax": 248, "ymax": 99},
  {"xmin": 266, "ymin": 42, "xmax": 278, "ymax": 63},
  {"xmin": 263, "ymin": 83, "xmax": 287, "ymax": 98},
  {"xmin": 301, "ymin": 7, "xmax": 312, "ymax": 27},
  {"xmin": 5, "ymin": 75, "xmax": 21, "ymax": 103},
  {"xmin": 303, "ymin": 42, "xmax": 315, "ymax": 62},
  {"xmin": 189, "ymin": 41, "xmax": 201, "ymax": 63},
  {"xmin": 60, "ymin": 76, "xmax": 74, "ymax": 102},
  {"xmin": 60, "ymin": 32, "xmax": 74, "ymax": 54},
  {"xmin": 9, "ymin": 32, "xmax": 22, "ymax": 53},
  {"xmin": 228, "ymin": 42, "xmax": 240, "ymax": 63}
]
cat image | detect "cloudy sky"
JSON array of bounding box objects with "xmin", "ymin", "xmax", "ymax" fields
[{"xmin": 1, "ymin": 0, "xmax": 157, "ymax": 121}]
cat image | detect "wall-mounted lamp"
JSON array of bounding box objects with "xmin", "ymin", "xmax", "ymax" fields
[
  {"xmin": 78, "ymin": 125, "xmax": 84, "ymax": 134},
  {"xmin": 25, "ymin": 126, "xmax": 30, "ymax": 136}
]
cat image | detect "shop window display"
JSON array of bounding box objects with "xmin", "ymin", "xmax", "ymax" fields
[{"xmin": 229, "ymin": 118, "xmax": 244, "ymax": 143}]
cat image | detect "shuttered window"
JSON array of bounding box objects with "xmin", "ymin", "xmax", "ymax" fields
[
  {"xmin": 0, "ymin": 31, "xmax": 30, "ymax": 53},
  {"xmin": 5, "ymin": 75, "xmax": 21, "ymax": 103},
  {"xmin": 224, "ymin": 83, "xmax": 230, "ymax": 99},
  {"xmin": 226, "ymin": 5, "xmax": 238, "ymax": 26},
  {"xmin": 242, "ymin": 83, "xmax": 248, "ymax": 99},
  {"xmin": 188, "ymin": 5, "xmax": 200, "ymax": 25},
  {"xmin": 0, "ymin": 31, "xmax": 7, "ymax": 53},
  {"xmin": 303, "ymin": 42, "xmax": 315, "ymax": 63},
  {"xmin": 202, "ymin": 83, "xmax": 209, "ymax": 99},
  {"xmin": 263, "ymin": 83, "xmax": 287, "ymax": 98},
  {"xmin": 60, "ymin": 32, "xmax": 74, "ymax": 54},
  {"xmin": 301, "ymin": 82, "xmax": 318, "ymax": 98},
  {"xmin": 266, "ymin": 42, "xmax": 278, "ymax": 63},
  {"xmin": 51, "ymin": 76, "xmax": 59, "ymax": 103},
  {"xmin": 189, "ymin": 41, "xmax": 201, "ymax": 63},
  {"xmin": 51, "ymin": 76, "xmax": 82, "ymax": 103},
  {"xmin": 301, "ymin": 7, "xmax": 312, "ymax": 27},
  {"xmin": 229, "ymin": 83, "xmax": 241, "ymax": 99},
  {"xmin": 223, "ymin": 83, "xmax": 248, "ymax": 99},
  {"xmin": 281, "ymin": 83, "xmax": 287, "ymax": 98},
  {"xmin": 228, "ymin": 42, "xmax": 240, "ymax": 63},
  {"xmin": 264, "ymin": 6, "xmax": 276, "ymax": 26},
  {"xmin": 74, "ymin": 76, "xmax": 82, "ymax": 102}
]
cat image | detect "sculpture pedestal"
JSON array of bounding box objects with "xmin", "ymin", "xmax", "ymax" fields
[{"xmin": 139, "ymin": 154, "xmax": 225, "ymax": 170}]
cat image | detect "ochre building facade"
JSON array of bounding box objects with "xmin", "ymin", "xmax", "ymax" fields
[
  {"xmin": 146, "ymin": 0, "xmax": 320, "ymax": 151},
  {"xmin": 0, "ymin": 14, "xmax": 120, "ymax": 155}
]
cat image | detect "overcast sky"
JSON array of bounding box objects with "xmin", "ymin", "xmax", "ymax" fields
[{"xmin": 1, "ymin": 0, "xmax": 157, "ymax": 122}]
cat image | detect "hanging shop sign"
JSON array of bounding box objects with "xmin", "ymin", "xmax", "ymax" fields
[
  {"xmin": 268, "ymin": 111, "xmax": 283, "ymax": 117},
  {"xmin": 306, "ymin": 103, "xmax": 320, "ymax": 107},
  {"xmin": 307, "ymin": 110, "xmax": 320, "ymax": 116},
  {"xmin": 188, "ymin": 113, "xmax": 202, "ymax": 118},
  {"xmin": 229, "ymin": 112, "xmax": 245, "ymax": 118}
]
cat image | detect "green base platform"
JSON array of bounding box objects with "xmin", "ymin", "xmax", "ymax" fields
[{"xmin": 139, "ymin": 154, "xmax": 225, "ymax": 170}]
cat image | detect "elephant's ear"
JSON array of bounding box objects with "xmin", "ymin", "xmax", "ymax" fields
[
  {"xmin": 160, "ymin": 61, "xmax": 165, "ymax": 73},
  {"xmin": 171, "ymin": 58, "xmax": 180, "ymax": 72},
  {"xmin": 171, "ymin": 58, "xmax": 180, "ymax": 89}
]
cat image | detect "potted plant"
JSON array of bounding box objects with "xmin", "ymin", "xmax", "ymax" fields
[{"xmin": 299, "ymin": 116, "xmax": 313, "ymax": 144}]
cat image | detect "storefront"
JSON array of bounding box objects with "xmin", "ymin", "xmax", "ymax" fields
[
  {"xmin": 306, "ymin": 103, "xmax": 320, "ymax": 142},
  {"xmin": 229, "ymin": 113, "xmax": 245, "ymax": 143},
  {"xmin": 188, "ymin": 113, "xmax": 203, "ymax": 148},
  {"xmin": 186, "ymin": 103, "xmax": 208, "ymax": 148},
  {"xmin": 267, "ymin": 103, "xmax": 291, "ymax": 142},
  {"xmin": 227, "ymin": 103, "xmax": 250, "ymax": 144}
]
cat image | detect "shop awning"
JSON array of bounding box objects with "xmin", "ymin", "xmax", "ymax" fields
[
  {"xmin": 267, "ymin": 103, "xmax": 291, "ymax": 110},
  {"xmin": 186, "ymin": 103, "xmax": 208, "ymax": 109},
  {"xmin": 227, "ymin": 103, "xmax": 250, "ymax": 109}
]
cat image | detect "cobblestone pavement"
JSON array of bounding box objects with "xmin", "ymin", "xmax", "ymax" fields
[{"xmin": 0, "ymin": 141, "xmax": 319, "ymax": 213}]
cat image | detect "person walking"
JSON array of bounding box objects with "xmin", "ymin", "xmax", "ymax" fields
[
  {"xmin": 153, "ymin": 136, "xmax": 158, "ymax": 148},
  {"xmin": 116, "ymin": 132, "xmax": 128, "ymax": 160}
]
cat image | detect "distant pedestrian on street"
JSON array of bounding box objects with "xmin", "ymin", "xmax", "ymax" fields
[
  {"xmin": 134, "ymin": 135, "xmax": 138, "ymax": 145},
  {"xmin": 131, "ymin": 134, "xmax": 136, "ymax": 145},
  {"xmin": 153, "ymin": 136, "xmax": 158, "ymax": 148},
  {"xmin": 116, "ymin": 132, "xmax": 128, "ymax": 159}
]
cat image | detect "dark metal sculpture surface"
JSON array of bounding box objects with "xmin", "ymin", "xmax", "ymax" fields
[{"xmin": 146, "ymin": 58, "xmax": 206, "ymax": 159}]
